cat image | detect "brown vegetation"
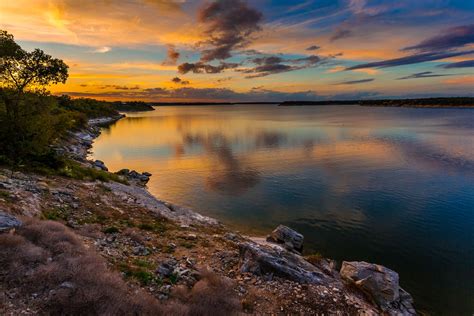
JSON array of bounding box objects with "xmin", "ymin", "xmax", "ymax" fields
[
  {"xmin": 0, "ymin": 218, "xmax": 241, "ymax": 315},
  {"xmin": 172, "ymin": 270, "xmax": 241, "ymax": 315}
]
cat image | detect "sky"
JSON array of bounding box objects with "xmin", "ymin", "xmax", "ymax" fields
[{"xmin": 1, "ymin": 0, "xmax": 473, "ymax": 102}]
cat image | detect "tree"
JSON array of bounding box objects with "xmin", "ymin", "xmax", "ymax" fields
[
  {"xmin": 0, "ymin": 30, "xmax": 69, "ymax": 162},
  {"xmin": 0, "ymin": 30, "xmax": 69, "ymax": 121}
]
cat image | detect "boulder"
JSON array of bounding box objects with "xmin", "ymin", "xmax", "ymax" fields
[
  {"xmin": 116, "ymin": 169, "xmax": 151, "ymax": 185},
  {"xmin": 117, "ymin": 169, "xmax": 130, "ymax": 175},
  {"xmin": 239, "ymin": 242, "xmax": 335, "ymax": 284},
  {"xmin": 266, "ymin": 225, "xmax": 304, "ymax": 253},
  {"xmin": 156, "ymin": 259, "xmax": 178, "ymax": 277},
  {"xmin": 0, "ymin": 211, "xmax": 22, "ymax": 233},
  {"xmin": 94, "ymin": 160, "xmax": 108, "ymax": 171},
  {"xmin": 340, "ymin": 261, "xmax": 416, "ymax": 315}
]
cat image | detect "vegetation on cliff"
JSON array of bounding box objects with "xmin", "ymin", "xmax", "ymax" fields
[{"xmin": 0, "ymin": 30, "xmax": 121, "ymax": 167}]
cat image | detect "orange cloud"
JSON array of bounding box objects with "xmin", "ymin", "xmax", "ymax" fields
[
  {"xmin": 443, "ymin": 76, "xmax": 474, "ymax": 85},
  {"xmin": 0, "ymin": 0, "xmax": 201, "ymax": 47}
]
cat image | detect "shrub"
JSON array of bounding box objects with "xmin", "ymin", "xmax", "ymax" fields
[
  {"xmin": 41, "ymin": 208, "xmax": 68, "ymax": 221},
  {"xmin": 103, "ymin": 226, "xmax": 120, "ymax": 234},
  {"xmin": 119, "ymin": 262, "xmax": 157, "ymax": 286},
  {"xmin": 305, "ymin": 252, "xmax": 323, "ymax": 265},
  {"xmin": 0, "ymin": 90, "xmax": 118, "ymax": 167},
  {"xmin": 0, "ymin": 219, "xmax": 166, "ymax": 315},
  {"xmin": 138, "ymin": 220, "xmax": 167, "ymax": 233},
  {"xmin": 57, "ymin": 95, "xmax": 119, "ymax": 119},
  {"xmin": 0, "ymin": 218, "xmax": 243, "ymax": 315},
  {"xmin": 58, "ymin": 160, "xmax": 128, "ymax": 184},
  {"xmin": 172, "ymin": 270, "xmax": 242, "ymax": 316}
]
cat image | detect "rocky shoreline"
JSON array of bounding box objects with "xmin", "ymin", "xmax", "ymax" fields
[{"xmin": 0, "ymin": 115, "xmax": 417, "ymax": 315}]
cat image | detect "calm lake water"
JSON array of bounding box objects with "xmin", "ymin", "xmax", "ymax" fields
[{"xmin": 91, "ymin": 104, "xmax": 474, "ymax": 314}]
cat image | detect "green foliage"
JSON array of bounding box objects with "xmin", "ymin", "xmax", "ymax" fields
[
  {"xmin": 162, "ymin": 244, "xmax": 176, "ymax": 254},
  {"xmin": 41, "ymin": 208, "xmax": 69, "ymax": 221},
  {"xmin": 58, "ymin": 95, "xmax": 118, "ymax": 118},
  {"xmin": 168, "ymin": 272, "xmax": 179, "ymax": 284},
  {"xmin": 0, "ymin": 30, "xmax": 22, "ymax": 59},
  {"xmin": 119, "ymin": 262, "xmax": 157, "ymax": 286},
  {"xmin": 0, "ymin": 91, "xmax": 82, "ymax": 163},
  {"xmin": 112, "ymin": 101, "xmax": 154, "ymax": 112},
  {"xmin": 138, "ymin": 221, "xmax": 167, "ymax": 233},
  {"xmin": 103, "ymin": 226, "xmax": 120, "ymax": 234},
  {"xmin": 0, "ymin": 31, "xmax": 68, "ymax": 93},
  {"xmin": 0, "ymin": 190, "xmax": 12, "ymax": 201},
  {"xmin": 58, "ymin": 160, "xmax": 128, "ymax": 184},
  {"xmin": 0, "ymin": 30, "xmax": 118, "ymax": 166},
  {"xmin": 133, "ymin": 259, "xmax": 154, "ymax": 269},
  {"xmin": 179, "ymin": 241, "xmax": 195, "ymax": 249}
]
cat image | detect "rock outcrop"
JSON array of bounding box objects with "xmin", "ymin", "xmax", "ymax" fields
[
  {"xmin": 0, "ymin": 211, "xmax": 22, "ymax": 233},
  {"xmin": 93, "ymin": 160, "xmax": 108, "ymax": 171},
  {"xmin": 116, "ymin": 169, "xmax": 151, "ymax": 186},
  {"xmin": 340, "ymin": 261, "xmax": 416, "ymax": 315},
  {"xmin": 239, "ymin": 242, "xmax": 335, "ymax": 285},
  {"xmin": 266, "ymin": 225, "xmax": 304, "ymax": 253}
]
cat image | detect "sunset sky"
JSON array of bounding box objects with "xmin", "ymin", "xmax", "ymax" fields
[{"xmin": 1, "ymin": 0, "xmax": 473, "ymax": 102}]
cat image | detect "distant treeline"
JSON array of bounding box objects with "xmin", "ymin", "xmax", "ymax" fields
[
  {"xmin": 112, "ymin": 101, "xmax": 155, "ymax": 112},
  {"xmin": 280, "ymin": 97, "xmax": 474, "ymax": 107},
  {"xmin": 280, "ymin": 100, "xmax": 358, "ymax": 106},
  {"xmin": 359, "ymin": 97, "xmax": 474, "ymax": 107},
  {"xmin": 151, "ymin": 102, "xmax": 277, "ymax": 106}
]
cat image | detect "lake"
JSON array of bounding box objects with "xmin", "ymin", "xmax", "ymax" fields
[{"xmin": 91, "ymin": 104, "xmax": 474, "ymax": 314}]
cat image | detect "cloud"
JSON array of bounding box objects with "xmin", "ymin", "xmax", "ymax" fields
[
  {"xmin": 396, "ymin": 71, "xmax": 454, "ymax": 80},
  {"xmin": 352, "ymin": 68, "xmax": 379, "ymax": 75},
  {"xmin": 347, "ymin": 50, "xmax": 474, "ymax": 70},
  {"xmin": 442, "ymin": 59, "xmax": 474, "ymax": 69},
  {"xmin": 252, "ymin": 56, "xmax": 284, "ymax": 65},
  {"xmin": 443, "ymin": 76, "xmax": 474, "ymax": 85},
  {"xmin": 162, "ymin": 45, "xmax": 180, "ymax": 65},
  {"xmin": 60, "ymin": 86, "xmax": 389, "ymax": 102},
  {"xmin": 79, "ymin": 84, "xmax": 140, "ymax": 90},
  {"xmin": 59, "ymin": 86, "xmax": 322, "ymax": 102},
  {"xmin": 240, "ymin": 54, "xmax": 328, "ymax": 78},
  {"xmin": 326, "ymin": 66, "xmax": 345, "ymax": 73},
  {"xmin": 306, "ymin": 45, "xmax": 320, "ymax": 51},
  {"xmin": 404, "ymin": 24, "xmax": 474, "ymax": 52},
  {"xmin": 171, "ymin": 77, "xmax": 190, "ymax": 85},
  {"xmin": 92, "ymin": 46, "xmax": 111, "ymax": 53},
  {"xmin": 216, "ymin": 76, "xmax": 233, "ymax": 83},
  {"xmin": 330, "ymin": 29, "xmax": 352, "ymax": 41},
  {"xmin": 335, "ymin": 78, "xmax": 375, "ymax": 85},
  {"xmin": 177, "ymin": 62, "xmax": 239, "ymax": 74},
  {"xmin": 2, "ymin": 0, "xmax": 189, "ymax": 48},
  {"xmin": 197, "ymin": 0, "xmax": 263, "ymax": 62}
]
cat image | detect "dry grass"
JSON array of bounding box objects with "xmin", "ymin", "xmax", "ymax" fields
[
  {"xmin": 172, "ymin": 270, "xmax": 241, "ymax": 316},
  {"xmin": 0, "ymin": 218, "xmax": 242, "ymax": 315},
  {"xmin": 0, "ymin": 219, "xmax": 165, "ymax": 315},
  {"xmin": 305, "ymin": 252, "xmax": 323, "ymax": 265}
]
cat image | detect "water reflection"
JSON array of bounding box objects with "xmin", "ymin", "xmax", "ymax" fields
[
  {"xmin": 91, "ymin": 105, "xmax": 474, "ymax": 314},
  {"xmin": 255, "ymin": 131, "xmax": 287, "ymax": 148},
  {"xmin": 181, "ymin": 132, "xmax": 260, "ymax": 195}
]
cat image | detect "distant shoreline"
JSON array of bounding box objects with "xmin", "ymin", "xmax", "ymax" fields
[
  {"xmin": 279, "ymin": 97, "xmax": 474, "ymax": 108},
  {"xmin": 144, "ymin": 98, "xmax": 474, "ymax": 108},
  {"xmin": 151, "ymin": 102, "xmax": 278, "ymax": 106}
]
